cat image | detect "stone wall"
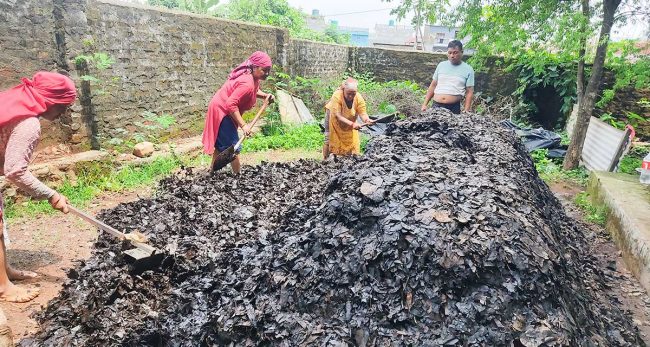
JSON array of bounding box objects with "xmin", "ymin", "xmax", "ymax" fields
[
  {"xmin": 597, "ymin": 72, "xmax": 650, "ymax": 140},
  {"xmin": 289, "ymin": 44, "xmax": 518, "ymax": 96},
  {"xmin": 352, "ymin": 47, "xmax": 442, "ymax": 87},
  {"xmin": 80, "ymin": 0, "xmax": 286, "ymax": 146},
  {"xmin": 0, "ymin": 0, "xmax": 68, "ymax": 146},
  {"xmin": 0, "ymin": 1, "xmax": 58, "ymax": 89},
  {"xmin": 0, "ymin": 0, "xmax": 518, "ymax": 151},
  {"xmin": 287, "ymin": 39, "xmax": 349, "ymax": 78}
]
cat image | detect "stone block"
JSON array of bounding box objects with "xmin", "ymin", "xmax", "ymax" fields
[{"xmin": 133, "ymin": 142, "xmax": 155, "ymax": 158}]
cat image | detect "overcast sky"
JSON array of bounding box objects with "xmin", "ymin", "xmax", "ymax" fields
[
  {"xmin": 286, "ymin": 0, "xmax": 646, "ymax": 40},
  {"xmin": 128, "ymin": 0, "xmax": 646, "ymax": 40},
  {"xmin": 287, "ymin": 0, "xmax": 413, "ymax": 31}
]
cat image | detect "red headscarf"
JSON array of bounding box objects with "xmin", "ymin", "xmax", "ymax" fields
[
  {"xmin": 0, "ymin": 71, "xmax": 77, "ymax": 127},
  {"xmin": 228, "ymin": 51, "xmax": 273, "ymax": 80}
]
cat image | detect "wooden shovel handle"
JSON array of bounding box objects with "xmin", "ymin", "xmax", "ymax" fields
[
  {"xmin": 248, "ymin": 96, "xmax": 271, "ymax": 130},
  {"xmin": 234, "ymin": 96, "xmax": 271, "ymax": 148},
  {"xmin": 68, "ymin": 205, "xmax": 125, "ymax": 240}
]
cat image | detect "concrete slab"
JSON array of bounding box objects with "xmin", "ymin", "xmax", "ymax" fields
[
  {"xmin": 588, "ymin": 172, "xmax": 650, "ymax": 292},
  {"xmin": 277, "ymin": 90, "xmax": 314, "ymax": 125}
]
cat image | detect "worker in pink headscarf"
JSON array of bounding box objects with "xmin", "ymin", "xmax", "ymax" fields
[
  {"xmin": 202, "ymin": 51, "xmax": 275, "ymax": 174},
  {"xmin": 0, "ymin": 71, "xmax": 76, "ymax": 309}
]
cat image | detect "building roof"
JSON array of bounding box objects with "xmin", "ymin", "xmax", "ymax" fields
[{"xmin": 372, "ymin": 24, "xmax": 414, "ymax": 45}]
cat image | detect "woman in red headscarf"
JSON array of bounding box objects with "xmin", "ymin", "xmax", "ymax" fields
[
  {"xmin": 0, "ymin": 71, "xmax": 76, "ymax": 305},
  {"xmin": 202, "ymin": 51, "xmax": 274, "ymax": 174}
]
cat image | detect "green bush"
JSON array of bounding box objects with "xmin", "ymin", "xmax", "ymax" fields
[
  {"xmin": 618, "ymin": 145, "xmax": 649, "ymax": 175},
  {"xmin": 530, "ymin": 149, "xmax": 589, "ymax": 185},
  {"xmin": 350, "ymin": 72, "xmax": 425, "ymax": 118},
  {"xmin": 267, "ymin": 70, "xmax": 425, "ymax": 121}
]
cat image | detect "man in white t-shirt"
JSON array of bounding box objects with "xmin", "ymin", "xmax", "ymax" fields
[{"xmin": 421, "ymin": 40, "xmax": 475, "ymax": 114}]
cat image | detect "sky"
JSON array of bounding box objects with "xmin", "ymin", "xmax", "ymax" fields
[
  {"xmin": 286, "ymin": 0, "xmax": 646, "ymax": 40},
  {"xmin": 127, "ymin": 0, "xmax": 647, "ymax": 40},
  {"xmin": 287, "ymin": 0, "xmax": 413, "ymax": 32}
]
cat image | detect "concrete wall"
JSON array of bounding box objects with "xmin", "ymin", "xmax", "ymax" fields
[{"xmin": 0, "ymin": 0, "xmax": 517, "ymax": 150}]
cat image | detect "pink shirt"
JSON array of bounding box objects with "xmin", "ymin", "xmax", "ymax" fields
[
  {"xmin": 0, "ymin": 117, "xmax": 55, "ymax": 210},
  {"xmin": 202, "ymin": 74, "xmax": 260, "ymax": 154}
]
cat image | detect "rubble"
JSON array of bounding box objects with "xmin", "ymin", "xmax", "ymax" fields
[{"xmin": 25, "ymin": 109, "xmax": 644, "ymax": 346}]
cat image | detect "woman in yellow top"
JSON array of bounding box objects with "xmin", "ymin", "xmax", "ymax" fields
[{"xmin": 325, "ymin": 78, "xmax": 373, "ymax": 157}]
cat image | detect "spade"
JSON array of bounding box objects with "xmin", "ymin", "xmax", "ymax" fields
[{"xmin": 68, "ymin": 205, "xmax": 164, "ymax": 272}]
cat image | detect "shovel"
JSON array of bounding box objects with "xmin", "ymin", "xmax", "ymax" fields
[
  {"xmin": 211, "ymin": 97, "xmax": 271, "ymax": 172},
  {"xmin": 68, "ymin": 205, "xmax": 164, "ymax": 271},
  {"xmin": 357, "ymin": 112, "xmax": 398, "ymax": 127}
]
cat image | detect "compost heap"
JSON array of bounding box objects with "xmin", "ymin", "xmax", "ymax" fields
[{"xmin": 27, "ymin": 110, "xmax": 643, "ymax": 346}]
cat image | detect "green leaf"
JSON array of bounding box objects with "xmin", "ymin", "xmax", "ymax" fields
[{"xmin": 80, "ymin": 75, "xmax": 100, "ymax": 83}]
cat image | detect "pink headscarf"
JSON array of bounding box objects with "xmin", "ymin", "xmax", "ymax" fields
[
  {"xmin": 228, "ymin": 51, "xmax": 273, "ymax": 80},
  {"xmin": 0, "ymin": 71, "xmax": 77, "ymax": 127}
]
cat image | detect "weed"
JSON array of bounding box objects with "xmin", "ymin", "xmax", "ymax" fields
[
  {"xmin": 360, "ymin": 133, "xmax": 370, "ymax": 153},
  {"xmin": 242, "ymin": 124, "xmax": 323, "ymax": 152},
  {"xmin": 618, "ymin": 156, "xmax": 642, "ymax": 175},
  {"xmin": 5, "ymin": 156, "xmax": 184, "ymax": 220},
  {"xmin": 531, "ymin": 149, "xmax": 589, "ymax": 186},
  {"xmin": 617, "ymin": 145, "xmax": 650, "ymax": 174},
  {"xmin": 574, "ymin": 192, "xmax": 607, "ymax": 226}
]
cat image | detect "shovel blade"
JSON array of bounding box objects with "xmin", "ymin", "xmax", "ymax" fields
[
  {"xmin": 124, "ymin": 245, "xmax": 165, "ymax": 274},
  {"xmin": 212, "ymin": 146, "xmax": 236, "ymax": 172}
]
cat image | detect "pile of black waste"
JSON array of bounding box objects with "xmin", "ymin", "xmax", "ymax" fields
[{"xmin": 26, "ymin": 109, "xmax": 644, "ymax": 346}]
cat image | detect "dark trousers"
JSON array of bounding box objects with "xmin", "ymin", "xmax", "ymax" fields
[{"xmin": 434, "ymin": 101, "xmax": 461, "ymax": 114}]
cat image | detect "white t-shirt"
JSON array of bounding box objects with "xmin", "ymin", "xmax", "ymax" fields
[{"xmin": 433, "ymin": 61, "xmax": 475, "ymax": 96}]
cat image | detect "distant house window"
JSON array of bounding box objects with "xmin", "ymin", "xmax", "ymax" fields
[{"xmin": 436, "ymin": 33, "xmax": 445, "ymax": 44}]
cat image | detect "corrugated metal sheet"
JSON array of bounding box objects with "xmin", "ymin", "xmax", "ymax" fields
[{"xmin": 582, "ymin": 117, "xmax": 626, "ymax": 171}]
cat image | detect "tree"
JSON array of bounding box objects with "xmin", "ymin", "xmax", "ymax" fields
[
  {"xmin": 215, "ymin": 0, "xmax": 305, "ymax": 31},
  {"xmin": 148, "ymin": 0, "xmax": 219, "ymax": 14},
  {"xmin": 458, "ymin": 0, "xmax": 650, "ymax": 169},
  {"xmin": 390, "ymin": 0, "xmax": 647, "ymax": 169},
  {"xmin": 383, "ymin": 0, "xmax": 450, "ymax": 50},
  {"xmin": 563, "ymin": 0, "xmax": 622, "ymax": 169},
  {"xmin": 147, "ymin": 0, "xmax": 179, "ymax": 9},
  {"xmin": 215, "ymin": 0, "xmax": 350, "ymax": 44}
]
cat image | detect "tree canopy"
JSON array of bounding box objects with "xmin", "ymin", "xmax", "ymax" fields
[
  {"xmin": 385, "ymin": 0, "xmax": 649, "ymax": 168},
  {"xmin": 147, "ymin": 0, "xmax": 350, "ymax": 44}
]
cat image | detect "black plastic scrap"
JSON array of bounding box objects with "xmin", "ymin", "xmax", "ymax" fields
[{"xmin": 24, "ymin": 109, "xmax": 644, "ymax": 347}]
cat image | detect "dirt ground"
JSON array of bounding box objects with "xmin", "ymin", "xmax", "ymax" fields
[
  {"xmin": 1, "ymin": 149, "xmax": 322, "ymax": 344},
  {"xmin": 549, "ymin": 181, "xmax": 650, "ymax": 343},
  {"xmin": 2, "ymin": 159, "xmax": 649, "ymax": 345}
]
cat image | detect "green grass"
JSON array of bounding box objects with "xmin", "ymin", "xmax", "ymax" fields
[
  {"xmin": 574, "ymin": 192, "xmax": 607, "ymax": 226},
  {"xmin": 360, "ymin": 133, "xmax": 370, "ymax": 153},
  {"xmin": 617, "ymin": 145, "xmax": 649, "ymax": 175},
  {"xmin": 242, "ymin": 123, "xmax": 323, "ymax": 153},
  {"xmin": 5, "ymin": 155, "xmax": 186, "ymax": 220},
  {"xmin": 618, "ymin": 155, "xmax": 642, "ymax": 175},
  {"xmin": 531, "ymin": 149, "xmax": 590, "ymax": 186}
]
